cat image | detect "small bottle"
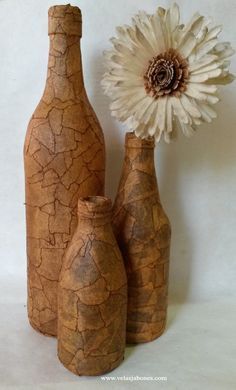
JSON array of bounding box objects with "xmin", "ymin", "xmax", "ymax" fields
[
  {"xmin": 24, "ymin": 5, "xmax": 105, "ymax": 337},
  {"xmin": 58, "ymin": 196, "xmax": 127, "ymax": 376},
  {"xmin": 113, "ymin": 132, "xmax": 171, "ymax": 344}
]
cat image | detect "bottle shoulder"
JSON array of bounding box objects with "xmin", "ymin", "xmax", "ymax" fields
[
  {"xmin": 60, "ymin": 229, "xmax": 127, "ymax": 292},
  {"xmin": 24, "ymin": 97, "xmax": 105, "ymax": 158},
  {"xmin": 113, "ymin": 193, "xmax": 171, "ymax": 243},
  {"xmin": 26, "ymin": 94, "xmax": 102, "ymax": 131}
]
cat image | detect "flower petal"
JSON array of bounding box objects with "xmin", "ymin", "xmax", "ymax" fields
[
  {"xmin": 205, "ymin": 25, "xmax": 222, "ymax": 41},
  {"xmin": 185, "ymin": 84, "xmax": 212, "ymax": 101},
  {"xmin": 171, "ymin": 96, "xmax": 189, "ymax": 124},
  {"xmin": 110, "ymin": 88, "xmax": 145, "ymax": 111},
  {"xmin": 134, "ymin": 25, "xmax": 156, "ymax": 57},
  {"xmin": 132, "ymin": 12, "xmax": 160, "ymax": 54},
  {"xmin": 134, "ymin": 123, "xmax": 147, "ymax": 138},
  {"xmin": 142, "ymin": 100, "xmax": 157, "ymax": 124},
  {"xmin": 165, "ymin": 3, "xmax": 180, "ymax": 47},
  {"xmin": 194, "ymin": 39, "xmax": 218, "ymax": 59},
  {"xmin": 155, "ymin": 129, "xmax": 162, "ymax": 142},
  {"xmin": 151, "ymin": 97, "xmax": 167, "ymax": 135},
  {"xmin": 191, "ymin": 60, "xmax": 220, "ymax": 74},
  {"xmin": 150, "ymin": 12, "xmax": 168, "ymax": 52},
  {"xmin": 212, "ymin": 42, "xmax": 236, "ymax": 60},
  {"xmin": 133, "ymin": 95, "xmax": 155, "ymax": 122},
  {"xmin": 166, "ymin": 2, "xmax": 180, "ymax": 32},
  {"xmin": 164, "ymin": 132, "xmax": 171, "ymax": 143},
  {"xmin": 183, "ymin": 13, "xmax": 205, "ymax": 36},
  {"xmin": 180, "ymin": 94, "xmax": 202, "ymax": 118},
  {"xmin": 198, "ymin": 101, "xmax": 217, "ymax": 121},
  {"xmin": 188, "ymin": 83, "xmax": 218, "ymax": 94},
  {"xmin": 189, "ymin": 54, "xmax": 218, "ymax": 72},
  {"xmin": 178, "ymin": 32, "xmax": 197, "ymax": 58},
  {"xmin": 157, "ymin": 97, "xmax": 167, "ymax": 132},
  {"xmin": 192, "ymin": 117, "xmax": 204, "ymax": 126},
  {"xmin": 189, "ymin": 68, "xmax": 222, "ymax": 82},
  {"xmin": 166, "ymin": 97, "xmax": 173, "ymax": 133},
  {"xmin": 206, "ymin": 73, "xmax": 235, "ymax": 85},
  {"xmin": 178, "ymin": 120, "xmax": 196, "ymax": 137}
]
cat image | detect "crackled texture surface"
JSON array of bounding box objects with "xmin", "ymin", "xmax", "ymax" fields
[
  {"xmin": 24, "ymin": 5, "xmax": 105, "ymax": 337},
  {"xmin": 58, "ymin": 197, "xmax": 127, "ymax": 376},
  {"xmin": 112, "ymin": 133, "xmax": 171, "ymax": 344}
]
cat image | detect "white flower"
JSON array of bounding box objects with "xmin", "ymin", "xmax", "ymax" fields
[{"xmin": 102, "ymin": 3, "xmax": 235, "ymax": 142}]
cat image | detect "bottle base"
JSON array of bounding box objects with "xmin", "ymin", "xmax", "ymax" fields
[
  {"xmin": 28, "ymin": 318, "xmax": 57, "ymax": 338},
  {"xmin": 57, "ymin": 352, "xmax": 125, "ymax": 377},
  {"xmin": 126, "ymin": 323, "xmax": 166, "ymax": 344}
]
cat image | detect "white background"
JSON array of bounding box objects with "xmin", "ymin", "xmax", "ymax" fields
[{"xmin": 0, "ymin": 0, "xmax": 236, "ymax": 389}]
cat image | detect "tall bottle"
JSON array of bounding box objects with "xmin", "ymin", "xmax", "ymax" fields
[
  {"xmin": 112, "ymin": 132, "xmax": 171, "ymax": 344},
  {"xmin": 24, "ymin": 5, "xmax": 105, "ymax": 337}
]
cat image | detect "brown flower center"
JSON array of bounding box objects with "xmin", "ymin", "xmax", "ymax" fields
[{"xmin": 144, "ymin": 49, "xmax": 189, "ymax": 99}]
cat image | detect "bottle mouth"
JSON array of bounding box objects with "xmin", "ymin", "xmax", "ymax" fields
[
  {"xmin": 77, "ymin": 196, "xmax": 112, "ymax": 218},
  {"xmin": 48, "ymin": 4, "xmax": 82, "ymax": 37},
  {"xmin": 125, "ymin": 132, "xmax": 155, "ymax": 149},
  {"xmin": 48, "ymin": 4, "xmax": 82, "ymax": 17}
]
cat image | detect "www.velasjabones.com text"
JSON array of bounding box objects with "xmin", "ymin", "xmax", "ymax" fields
[{"xmin": 100, "ymin": 376, "xmax": 168, "ymax": 382}]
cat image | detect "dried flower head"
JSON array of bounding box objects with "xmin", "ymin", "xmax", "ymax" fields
[{"xmin": 102, "ymin": 3, "xmax": 235, "ymax": 142}]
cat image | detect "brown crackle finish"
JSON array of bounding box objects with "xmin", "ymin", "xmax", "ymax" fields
[
  {"xmin": 24, "ymin": 5, "xmax": 105, "ymax": 337},
  {"xmin": 58, "ymin": 197, "xmax": 127, "ymax": 376},
  {"xmin": 112, "ymin": 132, "xmax": 171, "ymax": 344}
]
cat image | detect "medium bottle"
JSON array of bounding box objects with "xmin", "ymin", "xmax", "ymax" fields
[
  {"xmin": 58, "ymin": 196, "xmax": 127, "ymax": 376},
  {"xmin": 24, "ymin": 5, "xmax": 105, "ymax": 337},
  {"xmin": 112, "ymin": 132, "xmax": 171, "ymax": 343}
]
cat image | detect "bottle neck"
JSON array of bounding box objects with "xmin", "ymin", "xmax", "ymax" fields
[
  {"xmin": 124, "ymin": 133, "xmax": 156, "ymax": 176},
  {"xmin": 78, "ymin": 214, "xmax": 111, "ymax": 229},
  {"xmin": 124, "ymin": 144, "xmax": 156, "ymax": 175},
  {"xmin": 118, "ymin": 133, "xmax": 160, "ymax": 200},
  {"xmin": 43, "ymin": 34, "xmax": 85, "ymax": 102},
  {"xmin": 77, "ymin": 197, "xmax": 112, "ymax": 228}
]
